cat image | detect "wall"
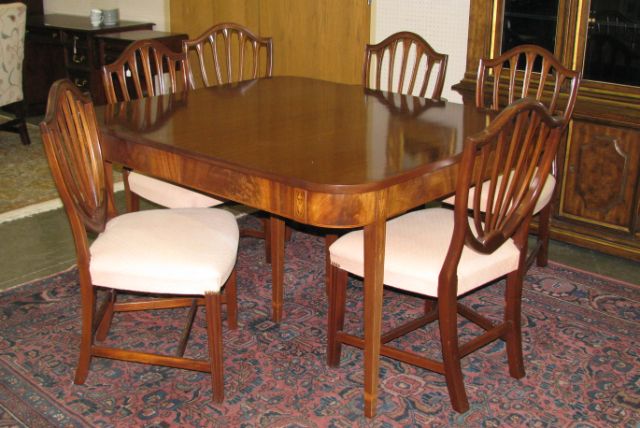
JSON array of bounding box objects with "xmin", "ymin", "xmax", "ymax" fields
[
  {"xmin": 43, "ymin": 0, "xmax": 169, "ymax": 30},
  {"xmin": 372, "ymin": 0, "xmax": 470, "ymax": 103}
]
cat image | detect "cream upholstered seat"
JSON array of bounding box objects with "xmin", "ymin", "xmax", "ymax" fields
[
  {"xmin": 90, "ymin": 208, "xmax": 238, "ymax": 295},
  {"xmin": 326, "ymin": 98, "xmax": 565, "ymax": 414},
  {"xmin": 101, "ymin": 39, "xmax": 223, "ymax": 212},
  {"xmin": 125, "ymin": 172, "xmax": 223, "ymax": 209},
  {"xmin": 0, "ymin": 2, "xmax": 30, "ymax": 145},
  {"xmin": 40, "ymin": 79, "xmax": 239, "ymax": 403},
  {"xmin": 330, "ymin": 208, "xmax": 519, "ymax": 298}
]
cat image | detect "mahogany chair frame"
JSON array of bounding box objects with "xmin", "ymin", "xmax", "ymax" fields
[
  {"xmin": 327, "ymin": 98, "xmax": 565, "ymax": 413},
  {"xmin": 40, "ymin": 79, "xmax": 237, "ymax": 402},
  {"xmin": 475, "ymin": 44, "xmax": 581, "ymax": 268},
  {"xmin": 183, "ymin": 22, "xmax": 273, "ymax": 89},
  {"xmin": 364, "ymin": 31, "xmax": 448, "ymax": 99}
]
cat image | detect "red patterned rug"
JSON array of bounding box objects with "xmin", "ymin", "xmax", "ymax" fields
[{"xmin": 1, "ymin": 215, "xmax": 638, "ymax": 427}]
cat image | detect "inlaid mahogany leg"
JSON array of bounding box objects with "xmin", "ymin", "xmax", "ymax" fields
[
  {"xmin": 204, "ymin": 292, "xmax": 224, "ymax": 403},
  {"xmin": 270, "ymin": 215, "xmax": 285, "ymax": 322},
  {"xmin": 362, "ymin": 219, "xmax": 386, "ymax": 418}
]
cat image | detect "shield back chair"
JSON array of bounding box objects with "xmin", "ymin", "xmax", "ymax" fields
[
  {"xmin": 364, "ymin": 31, "xmax": 448, "ymax": 99},
  {"xmin": 323, "ymin": 31, "xmax": 449, "ymax": 291},
  {"xmin": 40, "ymin": 79, "xmax": 239, "ymax": 403},
  {"xmin": 184, "ymin": 22, "xmax": 278, "ymax": 259},
  {"xmin": 183, "ymin": 22, "xmax": 273, "ymax": 89},
  {"xmin": 102, "ymin": 39, "xmax": 224, "ymax": 212},
  {"xmin": 0, "ymin": 2, "xmax": 30, "ymax": 145},
  {"xmin": 466, "ymin": 44, "xmax": 581, "ymax": 268},
  {"xmin": 327, "ymin": 98, "xmax": 565, "ymax": 413}
]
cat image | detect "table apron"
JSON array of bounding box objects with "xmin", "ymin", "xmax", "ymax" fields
[{"xmin": 103, "ymin": 135, "xmax": 459, "ymax": 228}]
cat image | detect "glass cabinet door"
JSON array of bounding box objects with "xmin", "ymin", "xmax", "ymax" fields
[
  {"xmin": 583, "ymin": 0, "xmax": 640, "ymax": 86},
  {"xmin": 501, "ymin": 0, "xmax": 560, "ymax": 54}
]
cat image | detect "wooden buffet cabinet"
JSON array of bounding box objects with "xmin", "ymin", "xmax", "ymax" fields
[
  {"xmin": 25, "ymin": 14, "xmax": 154, "ymax": 112},
  {"xmin": 455, "ymin": 0, "xmax": 640, "ymax": 262}
]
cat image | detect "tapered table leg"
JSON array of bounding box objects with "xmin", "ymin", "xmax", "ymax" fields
[
  {"xmin": 270, "ymin": 215, "xmax": 286, "ymax": 322},
  {"xmin": 363, "ymin": 218, "xmax": 386, "ymax": 418}
]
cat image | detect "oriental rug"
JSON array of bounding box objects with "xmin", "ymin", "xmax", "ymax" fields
[{"xmin": 0, "ymin": 215, "xmax": 638, "ymax": 427}]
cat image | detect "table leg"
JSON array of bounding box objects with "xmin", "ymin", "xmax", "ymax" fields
[
  {"xmin": 270, "ymin": 215, "xmax": 285, "ymax": 322},
  {"xmin": 363, "ymin": 218, "xmax": 386, "ymax": 418}
]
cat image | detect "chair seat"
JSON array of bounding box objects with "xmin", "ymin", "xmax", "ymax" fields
[
  {"xmin": 443, "ymin": 174, "xmax": 555, "ymax": 215},
  {"xmin": 128, "ymin": 171, "xmax": 224, "ymax": 208},
  {"xmin": 90, "ymin": 208, "xmax": 238, "ymax": 295},
  {"xmin": 329, "ymin": 208, "xmax": 520, "ymax": 297}
]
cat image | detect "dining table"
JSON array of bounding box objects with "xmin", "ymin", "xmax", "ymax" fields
[{"xmin": 96, "ymin": 76, "xmax": 491, "ymax": 417}]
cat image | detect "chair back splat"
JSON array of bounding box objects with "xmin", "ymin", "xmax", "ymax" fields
[
  {"xmin": 475, "ymin": 44, "xmax": 581, "ymax": 268},
  {"xmin": 364, "ymin": 31, "xmax": 448, "ymax": 99},
  {"xmin": 183, "ymin": 22, "xmax": 273, "ymax": 89},
  {"xmin": 102, "ymin": 39, "xmax": 190, "ymax": 103},
  {"xmin": 476, "ymin": 44, "xmax": 581, "ymax": 123}
]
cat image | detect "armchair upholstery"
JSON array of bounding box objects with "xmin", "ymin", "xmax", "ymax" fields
[{"xmin": 0, "ymin": 2, "xmax": 30, "ymax": 144}]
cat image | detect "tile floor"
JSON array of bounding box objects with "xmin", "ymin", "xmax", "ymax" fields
[{"xmin": 1, "ymin": 196, "xmax": 638, "ymax": 291}]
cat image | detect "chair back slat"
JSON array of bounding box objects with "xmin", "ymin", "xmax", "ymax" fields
[
  {"xmin": 445, "ymin": 98, "xmax": 564, "ymax": 278},
  {"xmin": 40, "ymin": 80, "xmax": 110, "ymax": 236},
  {"xmin": 364, "ymin": 31, "xmax": 448, "ymax": 100},
  {"xmin": 102, "ymin": 39, "xmax": 189, "ymax": 104},
  {"xmin": 476, "ymin": 44, "xmax": 581, "ymax": 123},
  {"xmin": 184, "ymin": 22, "xmax": 273, "ymax": 88}
]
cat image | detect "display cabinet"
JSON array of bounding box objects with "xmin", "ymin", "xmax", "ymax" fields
[{"xmin": 454, "ymin": 0, "xmax": 640, "ymax": 261}]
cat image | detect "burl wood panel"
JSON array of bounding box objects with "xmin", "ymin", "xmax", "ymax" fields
[{"xmin": 561, "ymin": 120, "xmax": 640, "ymax": 231}]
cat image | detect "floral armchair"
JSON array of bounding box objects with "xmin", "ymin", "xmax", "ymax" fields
[{"xmin": 0, "ymin": 2, "xmax": 30, "ymax": 145}]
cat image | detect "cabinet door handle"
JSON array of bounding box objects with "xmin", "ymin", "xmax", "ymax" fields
[
  {"xmin": 72, "ymin": 54, "xmax": 86, "ymax": 64},
  {"xmin": 73, "ymin": 77, "xmax": 88, "ymax": 88}
]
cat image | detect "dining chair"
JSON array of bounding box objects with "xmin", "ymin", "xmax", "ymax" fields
[
  {"xmin": 0, "ymin": 2, "xmax": 30, "ymax": 145},
  {"xmin": 40, "ymin": 79, "xmax": 240, "ymax": 403},
  {"xmin": 327, "ymin": 97, "xmax": 565, "ymax": 413},
  {"xmin": 184, "ymin": 22, "xmax": 278, "ymax": 258},
  {"xmin": 363, "ymin": 31, "xmax": 448, "ymax": 99},
  {"xmin": 102, "ymin": 39, "xmax": 224, "ymax": 212},
  {"xmin": 451, "ymin": 44, "xmax": 581, "ymax": 268},
  {"xmin": 324, "ymin": 31, "xmax": 449, "ymax": 291},
  {"xmin": 183, "ymin": 22, "xmax": 273, "ymax": 89}
]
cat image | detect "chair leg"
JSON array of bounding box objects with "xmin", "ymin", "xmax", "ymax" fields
[
  {"xmin": 16, "ymin": 100, "xmax": 30, "ymax": 145},
  {"xmin": 74, "ymin": 283, "xmax": 96, "ymax": 385},
  {"xmin": 536, "ymin": 204, "xmax": 551, "ymax": 267},
  {"xmin": 327, "ymin": 266, "xmax": 347, "ymax": 367},
  {"xmin": 504, "ymin": 271, "xmax": 525, "ymax": 379},
  {"xmin": 324, "ymin": 233, "xmax": 339, "ymax": 295},
  {"xmin": 225, "ymin": 268, "xmax": 238, "ymax": 330},
  {"xmin": 122, "ymin": 169, "xmax": 140, "ymax": 212},
  {"xmin": 438, "ymin": 295, "xmax": 469, "ymax": 413},
  {"xmin": 204, "ymin": 292, "xmax": 225, "ymax": 403},
  {"xmin": 95, "ymin": 290, "xmax": 117, "ymax": 341}
]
